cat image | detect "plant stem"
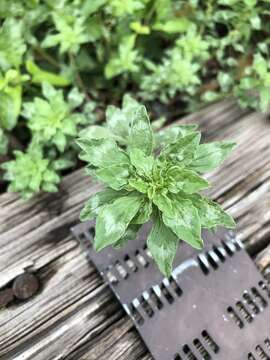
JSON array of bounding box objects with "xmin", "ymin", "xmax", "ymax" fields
[
  {"xmin": 32, "ymin": 45, "xmax": 60, "ymax": 69},
  {"xmin": 68, "ymin": 52, "xmax": 91, "ymax": 102}
]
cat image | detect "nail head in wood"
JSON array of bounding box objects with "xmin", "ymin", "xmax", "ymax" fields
[{"xmin": 12, "ymin": 273, "xmax": 39, "ymax": 300}]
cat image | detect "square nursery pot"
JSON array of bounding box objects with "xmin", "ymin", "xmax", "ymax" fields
[{"xmin": 72, "ymin": 221, "xmax": 270, "ymax": 360}]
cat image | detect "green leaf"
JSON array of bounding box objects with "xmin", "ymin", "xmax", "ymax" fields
[
  {"xmin": 80, "ymin": 188, "xmax": 127, "ymax": 221},
  {"xmin": 128, "ymin": 105, "xmax": 154, "ymax": 156},
  {"xmin": 95, "ymin": 164, "xmax": 130, "ymax": 190},
  {"xmin": 132, "ymin": 199, "xmax": 152, "ymax": 224},
  {"xmin": 157, "ymin": 124, "xmax": 199, "ymax": 146},
  {"xmin": 79, "ymin": 125, "xmax": 114, "ymax": 140},
  {"xmin": 52, "ymin": 158, "xmax": 74, "ymax": 171},
  {"xmin": 43, "ymin": 169, "xmax": 60, "ymax": 183},
  {"xmin": 153, "ymin": 18, "xmax": 192, "ymax": 33},
  {"xmin": 41, "ymin": 34, "xmax": 60, "ymax": 49},
  {"xmin": 53, "ymin": 131, "xmax": 66, "ymax": 152},
  {"xmin": 0, "ymin": 129, "xmax": 8, "ymax": 155},
  {"xmin": 82, "ymin": 102, "xmax": 98, "ymax": 124},
  {"xmin": 253, "ymin": 53, "xmax": 268, "ymax": 78},
  {"xmin": 109, "ymin": 0, "xmax": 145, "ymax": 16},
  {"xmin": 122, "ymin": 94, "xmax": 141, "ymax": 111},
  {"xmin": 0, "ymin": 92, "xmax": 17, "ymax": 130},
  {"xmin": 147, "ymin": 212, "xmax": 178, "ymax": 276},
  {"xmin": 167, "ymin": 167, "xmax": 209, "ymax": 194},
  {"xmin": 26, "ymin": 60, "xmax": 71, "ymax": 86},
  {"xmin": 129, "ymin": 177, "xmax": 149, "ymax": 194},
  {"xmin": 105, "ymin": 105, "xmax": 129, "ymax": 143},
  {"xmin": 77, "ymin": 138, "xmax": 130, "ymax": 168},
  {"xmin": 161, "ymin": 133, "xmax": 201, "ymax": 165},
  {"xmin": 94, "ymin": 193, "xmax": 143, "ymax": 251},
  {"xmin": 259, "ymin": 88, "xmax": 270, "ymax": 112},
  {"xmin": 162, "ymin": 194, "xmax": 203, "ymax": 249},
  {"xmin": 152, "ymin": 192, "xmax": 174, "ymax": 217},
  {"xmin": 187, "ymin": 193, "xmax": 236, "ymax": 229},
  {"xmin": 63, "ymin": 117, "xmax": 78, "ymax": 135},
  {"xmin": 42, "ymin": 182, "xmax": 58, "ymax": 192},
  {"xmin": 82, "ymin": 0, "xmax": 107, "ymax": 15},
  {"xmin": 129, "ymin": 148, "xmax": 154, "ymax": 176},
  {"xmin": 42, "ymin": 82, "xmax": 58, "ymax": 99},
  {"xmin": 151, "ymin": 116, "xmax": 167, "ymax": 131},
  {"xmin": 0, "ymin": 70, "xmax": 24, "ymax": 131},
  {"xmin": 130, "ymin": 21, "xmax": 150, "ymax": 34},
  {"xmin": 105, "ymin": 94, "xmax": 140, "ymax": 143},
  {"xmin": 114, "ymin": 224, "xmax": 141, "ymax": 248},
  {"xmin": 67, "ymin": 87, "xmax": 84, "ymax": 109},
  {"xmin": 0, "ymin": 18, "xmax": 26, "ymax": 70},
  {"xmin": 190, "ymin": 141, "xmax": 236, "ymax": 173},
  {"xmin": 105, "ymin": 35, "xmax": 139, "ymax": 78}
]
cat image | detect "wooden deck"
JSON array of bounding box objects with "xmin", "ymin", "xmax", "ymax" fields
[{"xmin": 0, "ymin": 99, "xmax": 270, "ymax": 360}]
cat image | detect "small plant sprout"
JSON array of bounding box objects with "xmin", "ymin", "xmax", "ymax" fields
[
  {"xmin": 77, "ymin": 97, "xmax": 236, "ymax": 277},
  {"xmin": 1, "ymin": 144, "xmax": 74, "ymax": 199},
  {"xmin": 22, "ymin": 83, "xmax": 87, "ymax": 152}
]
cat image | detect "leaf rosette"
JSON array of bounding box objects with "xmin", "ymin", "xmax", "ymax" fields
[
  {"xmin": 78, "ymin": 97, "xmax": 236, "ymax": 276},
  {"xmin": 22, "ymin": 83, "xmax": 86, "ymax": 152},
  {"xmin": 1, "ymin": 146, "xmax": 61, "ymax": 200}
]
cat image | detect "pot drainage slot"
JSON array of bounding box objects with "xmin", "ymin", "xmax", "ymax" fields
[
  {"xmin": 248, "ymin": 339, "xmax": 270, "ymax": 360},
  {"xmin": 72, "ymin": 221, "xmax": 270, "ymax": 360}
]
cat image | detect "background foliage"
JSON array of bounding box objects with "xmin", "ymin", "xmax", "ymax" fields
[{"xmin": 0, "ymin": 0, "xmax": 269, "ymax": 198}]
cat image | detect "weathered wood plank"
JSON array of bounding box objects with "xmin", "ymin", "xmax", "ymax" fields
[
  {"xmin": 0, "ymin": 99, "xmax": 270, "ymax": 360},
  {"xmin": 256, "ymin": 244, "xmax": 270, "ymax": 274}
]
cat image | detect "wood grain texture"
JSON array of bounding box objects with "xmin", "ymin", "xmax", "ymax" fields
[{"xmin": 0, "ymin": 99, "xmax": 270, "ymax": 360}]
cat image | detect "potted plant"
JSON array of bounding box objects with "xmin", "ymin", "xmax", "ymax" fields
[{"xmin": 77, "ymin": 96, "xmax": 235, "ymax": 276}]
